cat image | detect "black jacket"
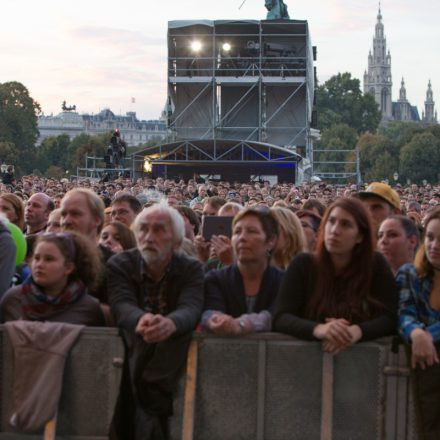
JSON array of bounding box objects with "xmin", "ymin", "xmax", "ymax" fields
[
  {"xmin": 204, "ymin": 264, "xmax": 284, "ymax": 316},
  {"xmin": 107, "ymin": 249, "xmax": 204, "ymax": 439}
]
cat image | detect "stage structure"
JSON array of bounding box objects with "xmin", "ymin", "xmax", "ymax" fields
[{"xmin": 136, "ymin": 19, "xmax": 317, "ymax": 183}]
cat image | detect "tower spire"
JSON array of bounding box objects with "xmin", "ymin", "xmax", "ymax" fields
[{"xmin": 364, "ymin": 4, "xmax": 392, "ymax": 120}]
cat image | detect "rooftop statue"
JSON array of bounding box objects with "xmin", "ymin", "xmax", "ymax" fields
[
  {"xmin": 62, "ymin": 100, "xmax": 76, "ymax": 112},
  {"xmin": 265, "ymin": 0, "xmax": 290, "ymax": 19}
]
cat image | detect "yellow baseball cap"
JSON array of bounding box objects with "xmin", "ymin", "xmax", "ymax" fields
[{"xmin": 358, "ymin": 182, "xmax": 401, "ymax": 211}]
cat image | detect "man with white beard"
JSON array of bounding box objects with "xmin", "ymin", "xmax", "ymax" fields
[{"xmin": 107, "ymin": 202, "xmax": 203, "ymax": 440}]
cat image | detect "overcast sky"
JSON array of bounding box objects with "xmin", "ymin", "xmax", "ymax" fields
[{"xmin": 1, "ymin": 0, "xmax": 438, "ymax": 120}]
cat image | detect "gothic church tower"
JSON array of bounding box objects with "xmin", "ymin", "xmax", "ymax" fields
[
  {"xmin": 423, "ymin": 80, "xmax": 438, "ymax": 123},
  {"xmin": 396, "ymin": 78, "xmax": 411, "ymax": 121},
  {"xmin": 363, "ymin": 5, "xmax": 393, "ymax": 120}
]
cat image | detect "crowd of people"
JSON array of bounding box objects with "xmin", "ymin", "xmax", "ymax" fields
[{"xmin": 0, "ymin": 171, "xmax": 440, "ymax": 439}]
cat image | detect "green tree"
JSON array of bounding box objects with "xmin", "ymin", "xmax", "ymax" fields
[
  {"xmin": 0, "ymin": 81, "xmax": 40, "ymax": 173},
  {"xmin": 67, "ymin": 133, "xmax": 109, "ymax": 172},
  {"xmin": 378, "ymin": 121, "xmax": 423, "ymax": 156},
  {"xmin": 45, "ymin": 165, "xmax": 66, "ymax": 180},
  {"xmin": 357, "ymin": 133, "xmax": 398, "ymax": 182},
  {"xmin": 0, "ymin": 141, "xmax": 20, "ymax": 166},
  {"xmin": 36, "ymin": 134, "xmax": 71, "ymax": 174},
  {"xmin": 317, "ymin": 73, "xmax": 381, "ymax": 134},
  {"xmin": 400, "ymin": 132, "xmax": 440, "ymax": 184}
]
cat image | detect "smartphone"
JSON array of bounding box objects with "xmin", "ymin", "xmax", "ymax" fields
[{"xmin": 202, "ymin": 216, "xmax": 233, "ymax": 241}]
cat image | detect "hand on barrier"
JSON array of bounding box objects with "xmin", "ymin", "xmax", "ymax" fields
[
  {"xmin": 136, "ymin": 313, "xmax": 177, "ymax": 343},
  {"xmin": 410, "ymin": 328, "xmax": 440, "ymax": 369},
  {"xmin": 313, "ymin": 318, "xmax": 355, "ymax": 354},
  {"xmin": 208, "ymin": 312, "xmax": 243, "ymax": 335},
  {"xmin": 321, "ymin": 324, "xmax": 363, "ymax": 354}
]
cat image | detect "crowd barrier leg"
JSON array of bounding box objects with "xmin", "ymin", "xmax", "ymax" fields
[
  {"xmin": 320, "ymin": 352, "xmax": 334, "ymax": 440},
  {"xmin": 43, "ymin": 413, "xmax": 57, "ymax": 440},
  {"xmin": 182, "ymin": 340, "xmax": 198, "ymax": 440}
]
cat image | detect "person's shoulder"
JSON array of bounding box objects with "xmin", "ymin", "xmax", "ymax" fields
[
  {"xmin": 396, "ymin": 263, "xmax": 417, "ymax": 280},
  {"xmin": 173, "ymin": 252, "xmax": 203, "ymax": 272},
  {"xmin": 1, "ymin": 285, "xmax": 22, "ymax": 304},
  {"xmin": 0, "ymin": 285, "xmax": 23, "ymax": 319},
  {"xmin": 108, "ymin": 247, "xmax": 141, "ymax": 266},
  {"xmin": 267, "ymin": 264, "xmax": 285, "ymax": 278},
  {"xmin": 204, "ymin": 263, "xmax": 237, "ymax": 280},
  {"xmin": 289, "ymin": 252, "xmax": 315, "ymax": 269},
  {"xmin": 372, "ymin": 251, "xmax": 395, "ymax": 271}
]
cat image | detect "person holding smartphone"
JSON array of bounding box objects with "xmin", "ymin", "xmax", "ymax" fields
[{"xmin": 202, "ymin": 207, "xmax": 284, "ymax": 335}]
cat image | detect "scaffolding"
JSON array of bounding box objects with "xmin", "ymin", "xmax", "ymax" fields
[
  {"xmin": 76, "ymin": 156, "xmax": 134, "ymax": 180},
  {"xmin": 167, "ymin": 19, "xmax": 316, "ymax": 154},
  {"xmin": 311, "ymin": 148, "xmax": 361, "ymax": 186}
]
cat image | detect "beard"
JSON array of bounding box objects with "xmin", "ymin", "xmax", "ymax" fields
[{"xmin": 140, "ymin": 246, "xmax": 173, "ymax": 267}]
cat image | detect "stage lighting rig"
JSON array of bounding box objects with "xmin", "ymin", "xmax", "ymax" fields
[{"xmin": 190, "ymin": 40, "xmax": 202, "ymax": 53}]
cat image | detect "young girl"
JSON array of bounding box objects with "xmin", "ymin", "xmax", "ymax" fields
[{"xmin": 0, "ymin": 232, "xmax": 105, "ymax": 326}]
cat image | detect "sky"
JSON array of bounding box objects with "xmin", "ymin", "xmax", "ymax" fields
[{"xmin": 1, "ymin": 0, "xmax": 438, "ymax": 120}]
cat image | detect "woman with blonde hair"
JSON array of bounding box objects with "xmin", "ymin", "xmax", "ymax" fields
[
  {"xmin": 397, "ymin": 207, "xmax": 440, "ymax": 438},
  {"xmin": 271, "ymin": 207, "xmax": 306, "ymax": 269},
  {"xmin": 0, "ymin": 193, "xmax": 25, "ymax": 230}
]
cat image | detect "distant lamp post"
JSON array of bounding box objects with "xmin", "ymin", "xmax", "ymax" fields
[{"xmin": 393, "ymin": 172, "xmax": 399, "ymax": 183}]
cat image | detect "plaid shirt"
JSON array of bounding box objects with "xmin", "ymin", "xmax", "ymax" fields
[{"xmin": 397, "ymin": 263, "xmax": 440, "ymax": 343}]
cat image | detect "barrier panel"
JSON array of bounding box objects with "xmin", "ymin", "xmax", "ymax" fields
[
  {"xmin": 169, "ymin": 334, "xmax": 418, "ymax": 440},
  {"xmin": 0, "ymin": 327, "xmax": 124, "ymax": 440},
  {"xmin": 0, "ymin": 329, "xmax": 418, "ymax": 439}
]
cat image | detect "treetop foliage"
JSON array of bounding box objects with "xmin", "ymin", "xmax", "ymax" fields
[{"xmin": 317, "ymin": 72, "xmax": 382, "ymax": 134}]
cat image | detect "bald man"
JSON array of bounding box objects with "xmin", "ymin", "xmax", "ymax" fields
[{"xmin": 24, "ymin": 193, "xmax": 54, "ymax": 235}]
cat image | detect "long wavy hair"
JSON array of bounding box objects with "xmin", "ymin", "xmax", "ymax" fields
[
  {"xmin": 415, "ymin": 207, "xmax": 440, "ymax": 278},
  {"xmin": 304, "ymin": 198, "xmax": 384, "ymax": 323}
]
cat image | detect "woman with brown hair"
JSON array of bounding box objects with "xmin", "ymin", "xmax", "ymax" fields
[
  {"xmin": 274, "ymin": 198, "xmax": 397, "ymax": 353},
  {"xmin": 0, "ymin": 232, "xmax": 105, "ymax": 326},
  {"xmin": 397, "ymin": 207, "xmax": 440, "ymax": 439},
  {"xmin": 0, "ymin": 193, "xmax": 25, "ymax": 230}
]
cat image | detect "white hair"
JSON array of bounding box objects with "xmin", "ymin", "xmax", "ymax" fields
[{"xmin": 133, "ymin": 200, "xmax": 185, "ymax": 247}]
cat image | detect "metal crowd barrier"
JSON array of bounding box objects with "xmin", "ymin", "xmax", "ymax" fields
[
  {"xmin": 0, "ymin": 329, "xmax": 418, "ymax": 439},
  {"xmin": 0, "ymin": 327, "xmax": 124, "ymax": 440}
]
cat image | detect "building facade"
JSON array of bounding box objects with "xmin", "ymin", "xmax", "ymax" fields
[
  {"xmin": 37, "ymin": 108, "xmax": 168, "ymax": 146},
  {"xmin": 363, "ymin": 6, "xmax": 436, "ymax": 124}
]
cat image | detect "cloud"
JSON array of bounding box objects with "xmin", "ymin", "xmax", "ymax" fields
[{"xmin": 67, "ymin": 26, "xmax": 165, "ymax": 51}]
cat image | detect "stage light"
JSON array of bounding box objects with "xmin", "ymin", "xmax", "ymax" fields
[
  {"xmin": 144, "ymin": 159, "xmax": 152, "ymax": 173},
  {"xmin": 222, "ymin": 42, "xmax": 231, "ymax": 52},
  {"xmin": 190, "ymin": 41, "xmax": 202, "ymax": 52}
]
